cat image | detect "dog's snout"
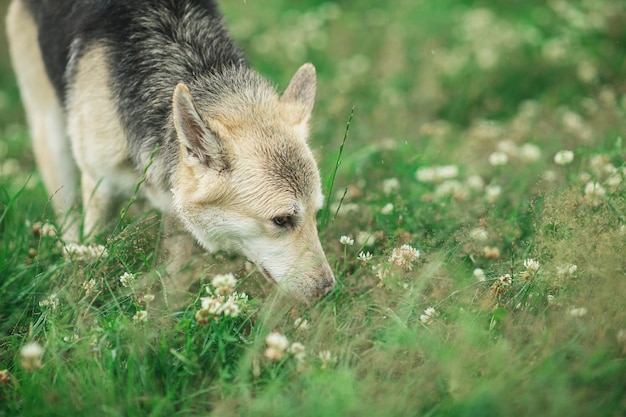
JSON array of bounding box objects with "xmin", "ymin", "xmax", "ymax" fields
[{"xmin": 322, "ymin": 275, "xmax": 335, "ymax": 294}]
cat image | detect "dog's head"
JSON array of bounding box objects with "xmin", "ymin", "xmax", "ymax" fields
[{"xmin": 170, "ymin": 64, "xmax": 334, "ymax": 303}]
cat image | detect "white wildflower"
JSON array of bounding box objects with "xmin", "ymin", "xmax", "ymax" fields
[
  {"xmin": 39, "ymin": 294, "xmax": 60, "ymax": 311},
  {"xmin": 20, "ymin": 342, "xmax": 44, "ymax": 371},
  {"xmin": 434, "ymin": 180, "xmax": 466, "ymax": 200},
  {"xmin": 119, "ymin": 272, "xmax": 135, "ymax": 288},
  {"xmin": 473, "ymin": 268, "xmax": 486, "ymax": 282},
  {"xmin": 358, "ymin": 251, "xmax": 373, "ymax": 262},
  {"xmin": 469, "ymin": 227, "xmax": 489, "ymax": 242},
  {"xmin": 382, "ymin": 177, "xmax": 400, "ymax": 195},
  {"xmin": 82, "ymin": 279, "xmax": 97, "ymax": 296},
  {"xmin": 543, "ymin": 170, "xmax": 558, "ymax": 182},
  {"xmin": 419, "ymin": 307, "xmax": 437, "ymax": 325},
  {"xmin": 483, "ymin": 246, "xmax": 501, "ymax": 259},
  {"xmin": 219, "ymin": 296, "xmax": 241, "ymax": 317},
  {"xmin": 499, "ymin": 274, "xmax": 512, "ymax": 286},
  {"xmin": 523, "ymin": 258, "xmax": 540, "ymax": 274},
  {"xmin": 211, "ymin": 273, "xmax": 237, "ymax": 295},
  {"xmin": 547, "ymin": 294, "xmax": 555, "ymax": 304},
  {"xmin": 519, "ymin": 143, "xmax": 542, "ymax": 162},
  {"xmin": 415, "ymin": 165, "xmax": 458, "ymax": 184},
  {"xmin": 318, "ymin": 350, "xmax": 335, "ymax": 369},
  {"xmin": 556, "ymin": 264, "xmax": 577, "ymax": 277},
  {"xmin": 380, "ymin": 203, "xmax": 394, "ymax": 215},
  {"xmin": 39, "ymin": 223, "xmax": 57, "ymax": 238},
  {"xmin": 583, "ymin": 181, "xmax": 606, "ymax": 206},
  {"xmin": 200, "ymin": 296, "xmax": 223, "ymax": 315},
  {"xmin": 265, "ymin": 331, "xmax": 289, "ymax": 361},
  {"xmin": 132, "ymin": 310, "xmax": 148, "ymax": 323},
  {"xmin": 466, "ymin": 175, "xmax": 485, "ymax": 191},
  {"xmin": 142, "ymin": 294, "xmax": 155, "ymax": 304},
  {"xmin": 569, "ymin": 307, "xmax": 588, "ymax": 317},
  {"xmin": 63, "ymin": 242, "xmax": 108, "ymax": 261},
  {"xmin": 388, "ymin": 244, "xmax": 420, "ymax": 271},
  {"xmin": 554, "ymin": 150, "xmax": 574, "ymax": 165},
  {"xmin": 288, "ymin": 342, "xmax": 306, "ymax": 361},
  {"xmin": 488, "ymin": 151, "xmax": 509, "ymax": 166},
  {"xmin": 340, "ymin": 235, "xmax": 354, "ymax": 246},
  {"xmin": 294, "ymin": 317, "xmax": 310, "ymax": 331},
  {"xmin": 485, "ymin": 184, "xmax": 501, "ymax": 202}
]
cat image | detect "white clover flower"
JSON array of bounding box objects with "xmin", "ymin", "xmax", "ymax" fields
[
  {"xmin": 318, "ymin": 350, "xmax": 335, "ymax": 369},
  {"xmin": 556, "ymin": 264, "xmax": 577, "ymax": 277},
  {"xmin": 142, "ymin": 294, "xmax": 155, "ymax": 304},
  {"xmin": 499, "ymin": 274, "xmax": 512, "ymax": 286},
  {"xmin": 380, "ymin": 203, "xmax": 394, "ymax": 215},
  {"xmin": 265, "ymin": 332, "xmax": 290, "ymax": 361},
  {"xmin": 473, "ymin": 268, "xmax": 486, "ymax": 282},
  {"xmin": 484, "ymin": 184, "xmax": 501, "ymax": 202},
  {"xmin": 543, "ymin": 170, "xmax": 558, "ymax": 182},
  {"xmin": 466, "ymin": 175, "xmax": 485, "ymax": 191},
  {"xmin": 569, "ymin": 307, "xmax": 588, "ymax": 317},
  {"xmin": 340, "ymin": 235, "xmax": 354, "ymax": 246},
  {"xmin": 40, "ymin": 223, "xmax": 57, "ymax": 238},
  {"xmin": 488, "ymin": 151, "xmax": 508, "ymax": 166},
  {"xmin": 119, "ymin": 272, "xmax": 135, "ymax": 288},
  {"xmin": 83, "ymin": 279, "xmax": 97, "ymax": 296},
  {"xmin": 415, "ymin": 165, "xmax": 458, "ymax": 184},
  {"xmin": 547, "ymin": 294, "xmax": 555, "ymax": 304},
  {"xmin": 294, "ymin": 317, "xmax": 310, "ymax": 330},
  {"xmin": 419, "ymin": 307, "xmax": 437, "ymax": 325},
  {"xmin": 219, "ymin": 296, "xmax": 241, "ymax": 317},
  {"xmin": 434, "ymin": 180, "xmax": 465, "ymax": 200},
  {"xmin": 20, "ymin": 342, "xmax": 44, "ymax": 371},
  {"xmin": 554, "ymin": 150, "xmax": 574, "ymax": 165},
  {"xmin": 416, "ymin": 167, "xmax": 437, "ymax": 183},
  {"xmin": 63, "ymin": 243, "xmax": 108, "ymax": 261},
  {"xmin": 211, "ymin": 273, "xmax": 237, "ymax": 295},
  {"xmin": 288, "ymin": 342, "xmax": 306, "ymax": 361},
  {"xmin": 358, "ymin": 251, "xmax": 373, "ymax": 262},
  {"xmin": 483, "ymin": 246, "xmax": 501, "ymax": 259},
  {"xmin": 469, "ymin": 227, "xmax": 489, "ymax": 242},
  {"xmin": 523, "ymin": 259, "xmax": 540, "ymax": 274},
  {"xmin": 388, "ymin": 244, "xmax": 420, "ymax": 271},
  {"xmin": 200, "ymin": 296, "xmax": 223, "ymax": 315},
  {"xmin": 519, "ymin": 143, "xmax": 542, "ymax": 162},
  {"xmin": 583, "ymin": 182, "xmax": 606, "ymax": 206},
  {"xmin": 132, "ymin": 310, "xmax": 148, "ymax": 323},
  {"xmin": 382, "ymin": 177, "xmax": 400, "ymax": 195},
  {"xmin": 39, "ymin": 294, "xmax": 60, "ymax": 311}
]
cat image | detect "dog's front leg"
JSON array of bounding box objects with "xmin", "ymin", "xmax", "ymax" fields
[
  {"xmin": 159, "ymin": 214, "xmax": 202, "ymax": 309},
  {"xmin": 81, "ymin": 172, "xmax": 113, "ymax": 239}
]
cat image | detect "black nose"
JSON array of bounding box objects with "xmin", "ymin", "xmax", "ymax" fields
[{"xmin": 321, "ymin": 275, "xmax": 335, "ymax": 295}]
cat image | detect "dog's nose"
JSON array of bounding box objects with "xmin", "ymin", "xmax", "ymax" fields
[{"xmin": 321, "ymin": 275, "xmax": 335, "ymax": 295}]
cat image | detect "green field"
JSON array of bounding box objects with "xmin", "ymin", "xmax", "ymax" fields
[{"xmin": 1, "ymin": 0, "xmax": 625, "ymax": 416}]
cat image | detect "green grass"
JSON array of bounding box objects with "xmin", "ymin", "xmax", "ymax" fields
[{"xmin": 1, "ymin": 0, "xmax": 626, "ymax": 416}]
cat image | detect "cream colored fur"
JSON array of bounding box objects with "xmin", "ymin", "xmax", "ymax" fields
[{"xmin": 6, "ymin": 0, "xmax": 79, "ymax": 237}]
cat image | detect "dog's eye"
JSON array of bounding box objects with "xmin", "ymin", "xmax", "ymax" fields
[{"xmin": 272, "ymin": 215, "xmax": 292, "ymax": 228}]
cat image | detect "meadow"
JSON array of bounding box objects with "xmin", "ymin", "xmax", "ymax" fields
[{"xmin": 1, "ymin": 0, "xmax": 625, "ymax": 416}]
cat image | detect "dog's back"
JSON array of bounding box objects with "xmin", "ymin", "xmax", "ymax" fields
[{"xmin": 25, "ymin": 0, "xmax": 246, "ymax": 166}]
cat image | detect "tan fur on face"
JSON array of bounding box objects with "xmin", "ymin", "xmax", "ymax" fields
[{"xmin": 171, "ymin": 65, "xmax": 334, "ymax": 301}]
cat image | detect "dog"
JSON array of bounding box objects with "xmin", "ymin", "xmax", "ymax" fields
[{"xmin": 6, "ymin": 0, "xmax": 335, "ymax": 303}]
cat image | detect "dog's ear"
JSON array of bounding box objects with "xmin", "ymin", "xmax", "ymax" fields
[
  {"xmin": 281, "ymin": 63, "xmax": 316, "ymax": 128},
  {"xmin": 173, "ymin": 83, "xmax": 229, "ymax": 171}
]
